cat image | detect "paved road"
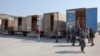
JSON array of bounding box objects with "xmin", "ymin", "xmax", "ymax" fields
[{"xmin": 0, "ymin": 33, "xmax": 100, "ymax": 56}]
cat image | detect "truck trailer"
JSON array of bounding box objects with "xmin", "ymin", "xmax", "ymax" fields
[
  {"xmin": 43, "ymin": 12, "xmax": 66, "ymax": 37},
  {"xmin": 66, "ymin": 8, "xmax": 97, "ymax": 32},
  {"xmin": 13, "ymin": 16, "xmax": 27, "ymax": 35},
  {"xmin": 0, "ymin": 14, "xmax": 14, "ymax": 34},
  {"xmin": 26, "ymin": 15, "xmax": 43, "ymax": 36}
]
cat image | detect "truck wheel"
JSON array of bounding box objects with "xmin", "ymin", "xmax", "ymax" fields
[{"xmin": 23, "ymin": 31, "xmax": 27, "ymax": 36}]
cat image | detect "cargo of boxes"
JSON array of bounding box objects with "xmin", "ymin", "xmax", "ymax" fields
[
  {"xmin": 26, "ymin": 15, "xmax": 43, "ymax": 36},
  {"xmin": 66, "ymin": 8, "xmax": 97, "ymax": 32},
  {"xmin": 13, "ymin": 16, "xmax": 27, "ymax": 35},
  {"xmin": 43, "ymin": 12, "xmax": 66, "ymax": 37},
  {"xmin": 0, "ymin": 14, "xmax": 14, "ymax": 34},
  {"xmin": 0, "ymin": 8, "xmax": 97, "ymax": 37}
]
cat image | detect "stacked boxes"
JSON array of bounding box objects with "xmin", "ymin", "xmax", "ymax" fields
[
  {"xmin": 43, "ymin": 12, "xmax": 66, "ymax": 37},
  {"xmin": 0, "ymin": 14, "xmax": 14, "ymax": 34}
]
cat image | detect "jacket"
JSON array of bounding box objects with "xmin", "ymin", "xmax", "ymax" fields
[{"xmin": 71, "ymin": 29, "xmax": 77, "ymax": 37}]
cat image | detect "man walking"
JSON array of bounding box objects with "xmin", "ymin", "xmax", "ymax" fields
[
  {"xmin": 71, "ymin": 27, "xmax": 77, "ymax": 46},
  {"xmin": 89, "ymin": 27, "xmax": 95, "ymax": 46},
  {"xmin": 85, "ymin": 28, "xmax": 90, "ymax": 43},
  {"xmin": 35, "ymin": 25, "xmax": 41, "ymax": 42},
  {"xmin": 67, "ymin": 28, "xmax": 72, "ymax": 43},
  {"xmin": 80, "ymin": 29, "xmax": 86, "ymax": 53},
  {"xmin": 76, "ymin": 26, "xmax": 81, "ymax": 46}
]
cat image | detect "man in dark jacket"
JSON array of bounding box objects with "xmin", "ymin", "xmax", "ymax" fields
[
  {"xmin": 67, "ymin": 28, "xmax": 72, "ymax": 43},
  {"xmin": 80, "ymin": 29, "xmax": 86, "ymax": 53},
  {"xmin": 76, "ymin": 26, "xmax": 81, "ymax": 46},
  {"xmin": 71, "ymin": 27, "xmax": 77, "ymax": 46},
  {"xmin": 89, "ymin": 27, "xmax": 95, "ymax": 46}
]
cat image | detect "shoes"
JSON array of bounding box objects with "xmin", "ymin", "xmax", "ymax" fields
[
  {"xmin": 81, "ymin": 50, "xmax": 85, "ymax": 53},
  {"xmin": 82, "ymin": 51, "xmax": 85, "ymax": 53},
  {"xmin": 91, "ymin": 43, "xmax": 94, "ymax": 46},
  {"xmin": 72, "ymin": 45, "xmax": 75, "ymax": 46},
  {"xmin": 88, "ymin": 42, "xmax": 90, "ymax": 43}
]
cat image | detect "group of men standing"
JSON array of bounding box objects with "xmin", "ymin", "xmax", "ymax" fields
[
  {"xmin": 66, "ymin": 26, "xmax": 95, "ymax": 52},
  {"xmin": 35, "ymin": 25, "xmax": 95, "ymax": 53}
]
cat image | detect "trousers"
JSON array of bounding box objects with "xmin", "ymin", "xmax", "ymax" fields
[
  {"xmin": 72, "ymin": 37, "xmax": 76, "ymax": 46},
  {"xmin": 37, "ymin": 34, "xmax": 40, "ymax": 42},
  {"xmin": 80, "ymin": 40, "xmax": 86, "ymax": 52}
]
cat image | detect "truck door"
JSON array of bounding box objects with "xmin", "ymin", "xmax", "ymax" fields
[{"xmin": 86, "ymin": 8, "xmax": 97, "ymax": 32}]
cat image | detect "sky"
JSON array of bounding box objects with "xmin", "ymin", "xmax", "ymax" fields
[{"xmin": 0, "ymin": 0, "xmax": 100, "ymax": 22}]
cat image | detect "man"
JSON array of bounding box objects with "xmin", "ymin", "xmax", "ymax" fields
[
  {"xmin": 76, "ymin": 26, "xmax": 81, "ymax": 46},
  {"xmin": 89, "ymin": 27, "xmax": 95, "ymax": 46},
  {"xmin": 85, "ymin": 28, "xmax": 90, "ymax": 43},
  {"xmin": 98, "ymin": 30, "xmax": 100, "ymax": 35},
  {"xmin": 71, "ymin": 27, "xmax": 77, "ymax": 46},
  {"xmin": 35, "ymin": 25, "xmax": 41, "ymax": 42},
  {"xmin": 80, "ymin": 29, "xmax": 86, "ymax": 53},
  {"xmin": 67, "ymin": 28, "xmax": 72, "ymax": 43},
  {"xmin": 55, "ymin": 28, "xmax": 61, "ymax": 43}
]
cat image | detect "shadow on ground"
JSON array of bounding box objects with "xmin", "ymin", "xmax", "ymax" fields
[
  {"xmin": 54, "ymin": 44, "xmax": 91, "ymax": 47},
  {"xmin": 56, "ymin": 50, "xmax": 82, "ymax": 54},
  {"xmin": 54, "ymin": 45, "xmax": 78, "ymax": 47},
  {"xmin": 0, "ymin": 34, "xmax": 67, "ymax": 43}
]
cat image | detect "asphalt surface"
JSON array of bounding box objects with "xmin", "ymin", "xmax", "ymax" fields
[{"xmin": 0, "ymin": 33, "xmax": 100, "ymax": 56}]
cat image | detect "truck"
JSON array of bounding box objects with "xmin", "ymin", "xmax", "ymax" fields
[
  {"xmin": 43, "ymin": 12, "xmax": 66, "ymax": 37},
  {"xmin": 26, "ymin": 15, "xmax": 43, "ymax": 36},
  {"xmin": 13, "ymin": 16, "xmax": 27, "ymax": 35},
  {"xmin": 66, "ymin": 8, "xmax": 97, "ymax": 32},
  {"xmin": 0, "ymin": 14, "xmax": 14, "ymax": 34}
]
